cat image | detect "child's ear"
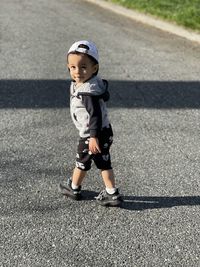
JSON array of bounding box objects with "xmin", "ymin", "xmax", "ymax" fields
[{"xmin": 93, "ymin": 64, "xmax": 99, "ymax": 73}]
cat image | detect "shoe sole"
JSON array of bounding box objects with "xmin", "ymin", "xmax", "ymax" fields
[{"xmin": 96, "ymin": 199, "xmax": 122, "ymax": 207}]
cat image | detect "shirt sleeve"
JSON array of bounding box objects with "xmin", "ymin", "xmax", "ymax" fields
[{"xmin": 82, "ymin": 95, "xmax": 102, "ymax": 137}]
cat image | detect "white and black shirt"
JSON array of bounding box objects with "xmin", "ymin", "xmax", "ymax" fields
[{"xmin": 70, "ymin": 76, "xmax": 110, "ymax": 138}]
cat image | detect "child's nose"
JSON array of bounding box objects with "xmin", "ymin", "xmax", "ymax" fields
[{"xmin": 75, "ymin": 67, "xmax": 81, "ymax": 74}]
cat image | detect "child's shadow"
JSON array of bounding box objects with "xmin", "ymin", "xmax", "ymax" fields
[
  {"xmin": 120, "ymin": 195, "xmax": 200, "ymax": 210},
  {"xmin": 81, "ymin": 191, "xmax": 200, "ymax": 210},
  {"xmin": 82, "ymin": 190, "xmax": 98, "ymax": 200}
]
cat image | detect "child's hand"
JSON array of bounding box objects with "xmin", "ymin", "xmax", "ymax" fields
[{"xmin": 89, "ymin": 137, "xmax": 101, "ymax": 154}]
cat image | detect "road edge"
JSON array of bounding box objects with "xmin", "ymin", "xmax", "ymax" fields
[{"xmin": 85, "ymin": 0, "xmax": 200, "ymax": 44}]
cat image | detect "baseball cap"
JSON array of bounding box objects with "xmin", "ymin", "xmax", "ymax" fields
[{"xmin": 67, "ymin": 40, "xmax": 99, "ymax": 63}]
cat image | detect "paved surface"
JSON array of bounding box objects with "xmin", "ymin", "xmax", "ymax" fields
[
  {"xmin": 86, "ymin": 0, "xmax": 200, "ymax": 44},
  {"xmin": 1, "ymin": 0, "xmax": 200, "ymax": 266}
]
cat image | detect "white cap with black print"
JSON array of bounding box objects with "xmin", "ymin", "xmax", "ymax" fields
[{"xmin": 68, "ymin": 40, "xmax": 99, "ymax": 63}]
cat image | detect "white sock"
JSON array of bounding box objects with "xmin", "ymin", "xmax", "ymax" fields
[
  {"xmin": 106, "ymin": 187, "xmax": 116, "ymax": 195},
  {"xmin": 71, "ymin": 182, "xmax": 79, "ymax": 190}
]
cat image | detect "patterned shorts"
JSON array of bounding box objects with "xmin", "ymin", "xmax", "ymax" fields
[{"xmin": 76, "ymin": 126, "xmax": 113, "ymax": 171}]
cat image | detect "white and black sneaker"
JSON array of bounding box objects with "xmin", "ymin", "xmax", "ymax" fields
[
  {"xmin": 95, "ymin": 189, "xmax": 122, "ymax": 206},
  {"xmin": 59, "ymin": 178, "xmax": 82, "ymax": 200}
]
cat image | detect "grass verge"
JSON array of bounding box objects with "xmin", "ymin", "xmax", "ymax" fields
[{"xmin": 108, "ymin": 0, "xmax": 200, "ymax": 32}]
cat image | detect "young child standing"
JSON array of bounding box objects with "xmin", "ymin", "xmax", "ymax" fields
[{"xmin": 59, "ymin": 40, "xmax": 122, "ymax": 206}]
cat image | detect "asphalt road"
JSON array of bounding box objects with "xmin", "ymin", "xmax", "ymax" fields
[{"xmin": 1, "ymin": 0, "xmax": 200, "ymax": 266}]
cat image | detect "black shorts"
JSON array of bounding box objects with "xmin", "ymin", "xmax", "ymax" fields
[{"xmin": 76, "ymin": 125, "xmax": 113, "ymax": 171}]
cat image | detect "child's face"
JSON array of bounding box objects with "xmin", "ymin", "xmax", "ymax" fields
[{"xmin": 67, "ymin": 53, "xmax": 98, "ymax": 86}]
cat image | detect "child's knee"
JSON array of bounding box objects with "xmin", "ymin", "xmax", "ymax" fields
[{"xmin": 76, "ymin": 158, "xmax": 91, "ymax": 171}]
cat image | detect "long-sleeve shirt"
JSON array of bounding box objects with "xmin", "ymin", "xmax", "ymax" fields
[{"xmin": 70, "ymin": 76, "xmax": 110, "ymax": 138}]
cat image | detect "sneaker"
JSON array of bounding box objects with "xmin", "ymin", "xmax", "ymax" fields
[
  {"xmin": 59, "ymin": 178, "xmax": 82, "ymax": 200},
  {"xmin": 95, "ymin": 189, "xmax": 122, "ymax": 206}
]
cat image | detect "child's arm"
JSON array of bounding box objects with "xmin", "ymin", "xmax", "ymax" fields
[{"xmin": 82, "ymin": 95, "xmax": 102, "ymax": 154}]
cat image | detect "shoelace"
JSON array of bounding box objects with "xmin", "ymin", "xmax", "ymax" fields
[{"xmin": 95, "ymin": 190, "xmax": 107, "ymax": 200}]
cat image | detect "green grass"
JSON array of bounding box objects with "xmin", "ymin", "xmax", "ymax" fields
[{"xmin": 108, "ymin": 0, "xmax": 200, "ymax": 32}]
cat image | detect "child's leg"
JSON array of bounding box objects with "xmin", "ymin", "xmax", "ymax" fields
[
  {"xmin": 96, "ymin": 168, "xmax": 122, "ymax": 206},
  {"xmin": 101, "ymin": 169, "xmax": 115, "ymax": 189},
  {"xmin": 72, "ymin": 136, "xmax": 92, "ymax": 187},
  {"xmin": 72, "ymin": 167, "xmax": 87, "ymax": 187},
  {"xmin": 59, "ymin": 166, "xmax": 85, "ymax": 200}
]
